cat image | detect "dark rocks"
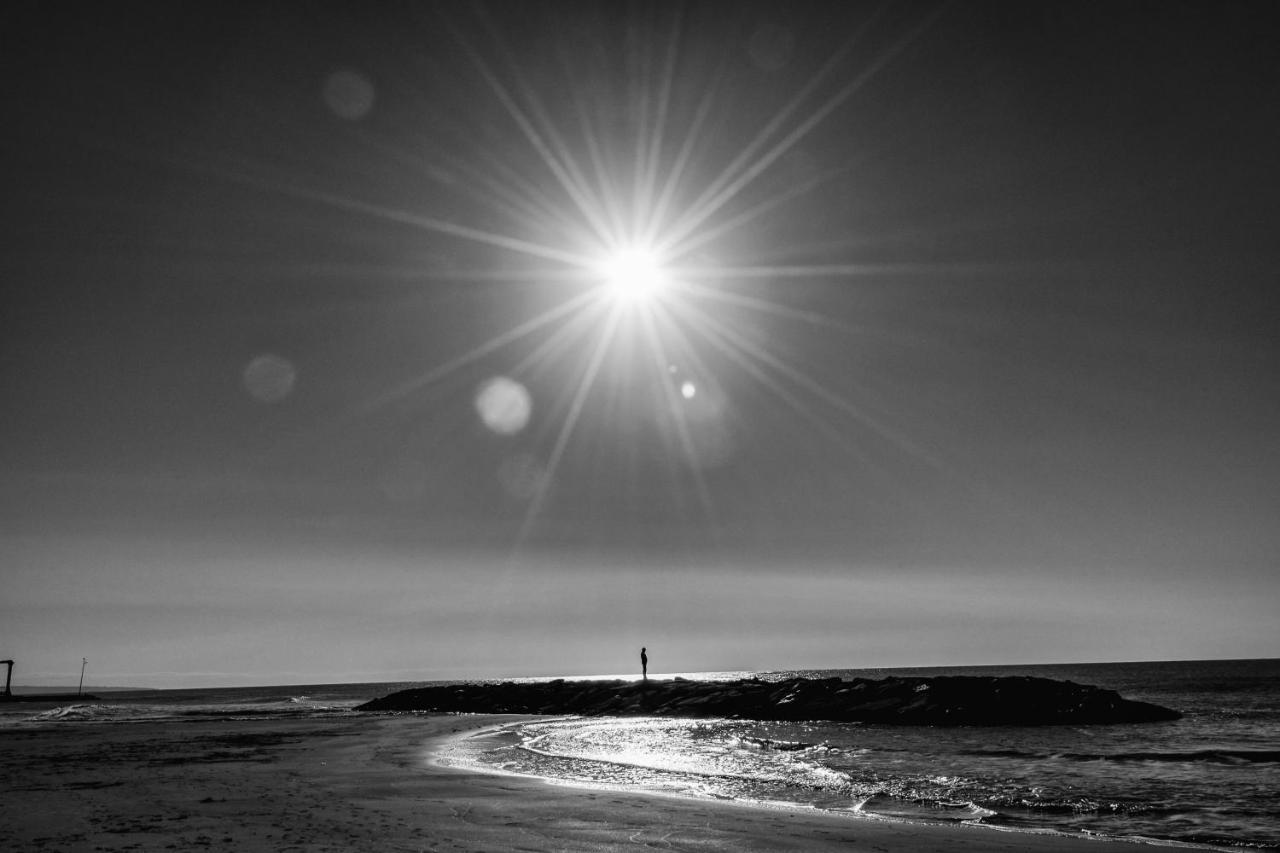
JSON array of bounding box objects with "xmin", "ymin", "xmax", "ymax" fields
[{"xmin": 356, "ymin": 675, "xmax": 1180, "ymax": 725}]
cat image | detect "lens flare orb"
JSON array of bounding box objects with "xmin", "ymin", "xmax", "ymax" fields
[{"xmin": 475, "ymin": 376, "xmax": 532, "ymax": 435}]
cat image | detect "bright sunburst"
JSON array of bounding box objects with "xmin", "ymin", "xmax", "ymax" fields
[
  {"xmin": 595, "ymin": 246, "xmax": 670, "ymax": 305},
  {"xmin": 239, "ymin": 5, "xmax": 949, "ymax": 545}
]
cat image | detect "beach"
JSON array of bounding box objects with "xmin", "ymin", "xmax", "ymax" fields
[{"xmin": 2, "ymin": 714, "xmax": 1188, "ymax": 852}]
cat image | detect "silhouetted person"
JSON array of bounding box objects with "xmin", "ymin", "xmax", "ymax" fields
[{"xmin": 640, "ymin": 647, "xmax": 648, "ymax": 681}]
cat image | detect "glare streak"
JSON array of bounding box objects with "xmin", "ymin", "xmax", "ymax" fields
[
  {"xmin": 627, "ymin": 25, "xmax": 653, "ymax": 235},
  {"xmin": 664, "ymin": 165, "xmax": 846, "ymax": 261},
  {"xmin": 175, "ymin": 263, "xmax": 574, "ymax": 283},
  {"xmin": 683, "ymin": 282, "xmax": 872, "ymax": 338},
  {"xmin": 637, "ymin": 8, "xmax": 684, "ymax": 244},
  {"xmin": 303, "ymin": 189, "xmax": 590, "ymax": 267},
  {"xmin": 655, "ymin": 8, "xmax": 889, "ymax": 254},
  {"xmin": 448, "ymin": 22, "xmax": 615, "ymax": 246},
  {"xmin": 675, "ymin": 262, "xmax": 968, "ymax": 279},
  {"xmin": 519, "ymin": 304, "xmax": 626, "ymax": 544},
  {"xmin": 397, "ymin": 268, "xmax": 592, "ymax": 283},
  {"xmin": 510, "ymin": 81, "xmax": 621, "ymax": 244},
  {"xmin": 642, "ymin": 60, "xmax": 731, "ymax": 246},
  {"xmin": 639, "ymin": 302, "xmax": 718, "ymax": 525},
  {"xmin": 205, "ymin": 160, "xmax": 592, "ymax": 267},
  {"xmin": 658, "ymin": 9, "xmax": 941, "ymax": 256},
  {"xmin": 330, "ymin": 132, "xmax": 573, "ymax": 241},
  {"xmin": 456, "ymin": 150, "xmax": 594, "ymax": 242},
  {"xmin": 573, "ymin": 92, "xmax": 630, "ymax": 246},
  {"xmin": 509, "ymin": 298, "xmax": 613, "ymax": 379},
  {"xmin": 348, "ymin": 290, "xmax": 600, "ymax": 421},
  {"xmin": 672, "ymin": 302, "xmax": 867, "ymax": 462},
  {"xmin": 681, "ymin": 301, "xmax": 942, "ymax": 469}
]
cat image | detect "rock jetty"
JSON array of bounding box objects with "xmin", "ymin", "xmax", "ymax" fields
[{"xmin": 357, "ymin": 675, "xmax": 1180, "ymax": 725}]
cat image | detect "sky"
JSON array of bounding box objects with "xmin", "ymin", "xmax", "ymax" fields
[{"xmin": 2, "ymin": 1, "xmax": 1277, "ymax": 687}]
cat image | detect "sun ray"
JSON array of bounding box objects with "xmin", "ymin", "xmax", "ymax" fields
[
  {"xmin": 662, "ymin": 164, "xmax": 847, "ymax": 262},
  {"xmin": 669, "ymin": 299, "xmax": 878, "ymax": 468},
  {"xmin": 638, "ymin": 301, "xmax": 720, "ymax": 527},
  {"xmin": 626, "ymin": 21, "xmax": 651, "ymax": 235},
  {"xmin": 653, "ymin": 7, "xmax": 890, "ymax": 255},
  {"xmin": 447, "ymin": 152, "xmax": 597, "ymax": 245},
  {"xmin": 343, "ymin": 289, "xmax": 601, "ymax": 425},
  {"xmin": 194, "ymin": 156, "xmax": 594, "ymax": 267},
  {"xmin": 323, "ymin": 129, "xmax": 584, "ymax": 244},
  {"xmin": 508, "ymin": 296, "xmax": 613, "ymax": 379},
  {"xmin": 517, "ymin": 303, "xmax": 626, "ymax": 545},
  {"xmin": 442, "ymin": 19, "xmax": 616, "ymax": 247},
  {"xmin": 636, "ymin": 6, "xmax": 685, "ymax": 244},
  {"xmin": 682, "ymin": 281, "xmax": 874, "ymax": 338},
  {"xmin": 677, "ymin": 303, "xmax": 942, "ymax": 509},
  {"xmin": 379, "ymin": 267, "xmax": 592, "ymax": 283},
  {"xmin": 678, "ymin": 298, "xmax": 944, "ymax": 470},
  {"xmin": 676, "ymin": 261, "xmax": 986, "ymax": 280},
  {"xmin": 641, "ymin": 58, "xmax": 731, "ymax": 247},
  {"xmin": 570, "ymin": 87, "xmax": 629, "ymax": 245},
  {"xmin": 501, "ymin": 76, "xmax": 621, "ymax": 245},
  {"xmin": 657, "ymin": 8, "xmax": 944, "ymax": 257}
]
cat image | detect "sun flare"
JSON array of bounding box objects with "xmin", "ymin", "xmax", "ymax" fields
[{"xmin": 596, "ymin": 247, "xmax": 669, "ymax": 304}]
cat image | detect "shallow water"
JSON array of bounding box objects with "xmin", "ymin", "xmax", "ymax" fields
[
  {"xmin": 442, "ymin": 660, "xmax": 1280, "ymax": 850},
  {"xmin": 0, "ymin": 682, "xmax": 399, "ymax": 726}
]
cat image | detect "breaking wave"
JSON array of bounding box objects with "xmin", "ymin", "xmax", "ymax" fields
[
  {"xmin": 23, "ymin": 699, "xmax": 352, "ymax": 724},
  {"xmin": 443, "ymin": 707, "xmax": 1280, "ymax": 850}
]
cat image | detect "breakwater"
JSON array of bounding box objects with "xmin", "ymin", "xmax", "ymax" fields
[{"xmin": 359, "ymin": 675, "xmax": 1179, "ymax": 725}]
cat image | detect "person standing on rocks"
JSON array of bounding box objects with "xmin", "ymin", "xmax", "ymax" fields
[{"xmin": 640, "ymin": 647, "xmax": 648, "ymax": 681}]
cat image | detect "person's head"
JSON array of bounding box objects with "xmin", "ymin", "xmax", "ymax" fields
[{"xmin": 641, "ymin": 647, "xmax": 646, "ymax": 653}]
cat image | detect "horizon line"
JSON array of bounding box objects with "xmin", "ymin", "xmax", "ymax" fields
[{"xmin": 10, "ymin": 655, "xmax": 1275, "ymax": 691}]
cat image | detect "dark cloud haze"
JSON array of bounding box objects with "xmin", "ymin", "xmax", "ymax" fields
[{"xmin": 2, "ymin": 2, "xmax": 1277, "ymax": 686}]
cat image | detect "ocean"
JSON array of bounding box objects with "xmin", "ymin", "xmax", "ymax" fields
[{"xmin": 6, "ymin": 659, "xmax": 1277, "ymax": 849}]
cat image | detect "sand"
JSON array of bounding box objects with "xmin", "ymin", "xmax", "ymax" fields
[{"xmin": 1, "ymin": 713, "xmax": 1175, "ymax": 852}]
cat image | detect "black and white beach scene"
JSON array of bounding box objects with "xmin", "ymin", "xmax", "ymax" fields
[{"xmin": 3, "ymin": 2, "xmax": 1277, "ymax": 850}]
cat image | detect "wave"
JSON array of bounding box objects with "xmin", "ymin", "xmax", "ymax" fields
[
  {"xmin": 446, "ymin": 715, "xmax": 1280, "ymax": 850},
  {"xmin": 513, "ymin": 740, "xmax": 850, "ymax": 792},
  {"xmin": 733, "ymin": 735, "xmax": 820, "ymax": 752},
  {"xmin": 854, "ymin": 794, "xmax": 998, "ymax": 823},
  {"xmin": 21, "ymin": 700, "xmax": 354, "ymax": 724},
  {"xmin": 27, "ymin": 704, "xmax": 115, "ymax": 722},
  {"xmin": 964, "ymin": 747, "xmax": 1280, "ymax": 765}
]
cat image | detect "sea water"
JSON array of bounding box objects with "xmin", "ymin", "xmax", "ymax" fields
[
  {"xmin": 6, "ymin": 660, "xmax": 1277, "ymax": 849},
  {"xmin": 441, "ymin": 660, "xmax": 1280, "ymax": 850},
  {"xmin": 0, "ymin": 681, "xmax": 401, "ymax": 726}
]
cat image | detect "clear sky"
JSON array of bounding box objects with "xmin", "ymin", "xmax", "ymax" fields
[{"xmin": 3, "ymin": 2, "xmax": 1277, "ymax": 687}]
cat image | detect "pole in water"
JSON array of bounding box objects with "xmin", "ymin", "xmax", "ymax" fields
[{"xmin": 78, "ymin": 658, "xmax": 87, "ymax": 696}]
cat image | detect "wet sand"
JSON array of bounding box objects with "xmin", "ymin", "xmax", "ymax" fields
[{"xmin": 1, "ymin": 714, "xmax": 1179, "ymax": 851}]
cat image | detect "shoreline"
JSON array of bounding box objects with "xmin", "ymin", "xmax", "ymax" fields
[
  {"xmin": 0, "ymin": 713, "xmax": 1217, "ymax": 852},
  {"xmin": 428, "ymin": 715, "xmax": 1216, "ymax": 852}
]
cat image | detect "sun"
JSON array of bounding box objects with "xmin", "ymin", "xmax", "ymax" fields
[{"xmin": 595, "ymin": 246, "xmax": 669, "ymax": 304}]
